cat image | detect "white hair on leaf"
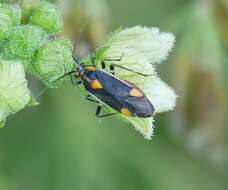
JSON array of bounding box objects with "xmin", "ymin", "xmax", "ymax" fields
[
  {"xmin": 103, "ymin": 26, "xmax": 175, "ymax": 65},
  {"xmin": 141, "ymin": 77, "xmax": 177, "ymax": 113}
]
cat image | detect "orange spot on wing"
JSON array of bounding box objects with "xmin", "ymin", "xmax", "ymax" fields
[
  {"xmin": 120, "ymin": 107, "xmax": 132, "ymax": 116},
  {"xmin": 91, "ymin": 79, "xmax": 102, "ymax": 89},
  {"xmin": 130, "ymin": 88, "xmax": 144, "ymax": 97}
]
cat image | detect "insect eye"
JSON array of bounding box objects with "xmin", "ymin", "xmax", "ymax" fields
[{"xmin": 80, "ymin": 63, "xmax": 85, "ymax": 68}]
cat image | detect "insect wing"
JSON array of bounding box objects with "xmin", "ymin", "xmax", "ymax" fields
[
  {"xmin": 96, "ymin": 70, "xmax": 154, "ymax": 117},
  {"xmin": 95, "ymin": 70, "xmax": 132, "ymax": 97}
]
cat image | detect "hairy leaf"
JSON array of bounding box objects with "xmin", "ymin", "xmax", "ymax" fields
[
  {"xmin": 93, "ymin": 26, "xmax": 176, "ymax": 139},
  {"xmin": 2, "ymin": 25, "xmax": 48, "ymax": 64},
  {"xmin": 0, "ymin": 59, "xmax": 31, "ymax": 127},
  {"xmin": 32, "ymin": 38, "xmax": 74, "ymax": 87},
  {"xmin": 30, "ymin": 1, "xmax": 64, "ymax": 34},
  {"xmin": 0, "ymin": 3, "xmax": 21, "ymax": 41}
]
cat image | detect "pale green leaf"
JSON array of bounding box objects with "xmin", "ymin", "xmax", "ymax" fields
[
  {"xmin": 32, "ymin": 38, "xmax": 74, "ymax": 88},
  {"xmin": 95, "ymin": 46, "xmax": 109, "ymax": 64},
  {"xmin": 27, "ymin": 92, "xmax": 39, "ymax": 106},
  {"xmin": 122, "ymin": 116, "xmax": 154, "ymax": 140},
  {"xmin": 0, "ymin": 59, "xmax": 30, "ymax": 124},
  {"xmin": 139, "ymin": 77, "xmax": 177, "ymax": 113},
  {"xmin": 0, "ymin": 3, "xmax": 21, "ymax": 41},
  {"xmin": 2, "ymin": 25, "xmax": 48, "ymax": 63},
  {"xmin": 89, "ymin": 94, "xmax": 155, "ymax": 139},
  {"xmin": 101, "ymin": 26, "xmax": 175, "ymax": 65},
  {"xmin": 29, "ymin": 1, "xmax": 64, "ymax": 34}
]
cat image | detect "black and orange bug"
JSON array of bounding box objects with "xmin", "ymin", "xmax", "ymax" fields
[{"xmin": 59, "ymin": 47, "xmax": 155, "ymax": 118}]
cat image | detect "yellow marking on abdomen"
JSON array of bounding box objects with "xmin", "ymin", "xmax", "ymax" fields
[
  {"xmin": 120, "ymin": 107, "xmax": 132, "ymax": 116},
  {"xmin": 86, "ymin": 66, "xmax": 96, "ymax": 71},
  {"xmin": 130, "ymin": 88, "xmax": 144, "ymax": 97},
  {"xmin": 91, "ymin": 79, "xmax": 102, "ymax": 89}
]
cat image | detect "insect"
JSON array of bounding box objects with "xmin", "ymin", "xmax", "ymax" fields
[{"xmin": 59, "ymin": 49, "xmax": 155, "ymax": 118}]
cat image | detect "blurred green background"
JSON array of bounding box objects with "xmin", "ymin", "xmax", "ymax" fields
[{"xmin": 0, "ymin": 0, "xmax": 226, "ymax": 189}]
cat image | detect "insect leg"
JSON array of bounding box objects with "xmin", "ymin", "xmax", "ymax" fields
[
  {"xmin": 97, "ymin": 112, "xmax": 119, "ymax": 118},
  {"xmin": 102, "ymin": 52, "xmax": 124, "ymax": 62},
  {"xmin": 101, "ymin": 61, "xmax": 115, "ymax": 75},
  {"xmin": 110, "ymin": 64, "xmax": 153, "ymax": 77},
  {"xmin": 69, "ymin": 74, "xmax": 81, "ymax": 85},
  {"xmin": 102, "ymin": 53, "xmax": 152, "ymax": 76},
  {"xmin": 85, "ymin": 96, "xmax": 116, "ymax": 117},
  {"xmin": 110, "ymin": 65, "xmax": 115, "ymax": 75},
  {"xmin": 96, "ymin": 105, "xmax": 102, "ymax": 116},
  {"xmin": 95, "ymin": 105, "xmax": 118, "ymax": 118},
  {"xmin": 85, "ymin": 95, "xmax": 100, "ymax": 104},
  {"xmin": 101, "ymin": 61, "xmax": 106, "ymax": 69}
]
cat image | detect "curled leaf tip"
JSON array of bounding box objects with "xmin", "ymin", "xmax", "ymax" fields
[{"xmin": 130, "ymin": 117, "xmax": 155, "ymax": 140}]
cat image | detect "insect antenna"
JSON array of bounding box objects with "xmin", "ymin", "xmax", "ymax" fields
[
  {"xmin": 55, "ymin": 71, "xmax": 76, "ymax": 81},
  {"xmin": 53, "ymin": 19, "xmax": 91, "ymax": 82},
  {"xmin": 32, "ymin": 19, "xmax": 90, "ymax": 99},
  {"xmin": 72, "ymin": 19, "xmax": 91, "ymax": 65}
]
